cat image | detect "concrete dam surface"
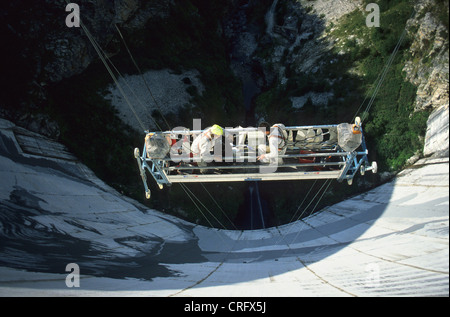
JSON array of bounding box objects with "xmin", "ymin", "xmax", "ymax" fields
[{"xmin": 0, "ymin": 118, "xmax": 448, "ymax": 296}]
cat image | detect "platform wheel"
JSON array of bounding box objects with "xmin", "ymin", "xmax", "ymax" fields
[
  {"xmin": 347, "ymin": 178, "xmax": 353, "ymax": 186},
  {"xmin": 134, "ymin": 147, "xmax": 140, "ymax": 159},
  {"xmin": 371, "ymin": 161, "xmax": 378, "ymax": 174},
  {"xmin": 145, "ymin": 189, "xmax": 151, "ymax": 200},
  {"xmin": 360, "ymin": 165, "xmax": 366, "ymax": 176}
]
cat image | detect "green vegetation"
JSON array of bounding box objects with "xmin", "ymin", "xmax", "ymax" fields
[
  {"xmin": 127, "ymin": 0, "xmax": 245, "ymax": 128},
  {"xmin": 43, "ymin": 0, "xmax": 247, "ymax": 229},
  {"xmin": 338, "ymin": 0, "xmax": 429, "ymax": 171},
  {"xmin": 257, "ymin": 0, "xmax": 430, "ymax": 172},
  {"xmin": 248, "ymin": 0, "xmax": 434, "ymax": 225},
  {"xmin": 37, "ymin": 0, "xmax": 436, "ymax": 228}
]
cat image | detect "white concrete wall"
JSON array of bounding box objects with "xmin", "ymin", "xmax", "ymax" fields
[{"xmin": 0, "ymin": 118, "xmax": 448, "ymax": 296}]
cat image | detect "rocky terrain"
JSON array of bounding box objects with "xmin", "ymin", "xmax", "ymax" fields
[
  {"xmin": 403, "ymin": 0, "xmax": 449, "ymax": 157},
  {"xmin": 1, "ymin": 0, "xmax": 173, "ymax": 136},
  {"xmin": 1, "ymin": 0, "xmax": 448, "ymax": 225},
  {"xmin": 105, "ymin": 68, "xmax": 204, "ymax": 130},
  {"xmin": 0, "ymin": 3, "xmax": 448, "ymax": 292},
  {"xmin": 3, "ymin": 0, "xmax": 448, "ymax": 153}
]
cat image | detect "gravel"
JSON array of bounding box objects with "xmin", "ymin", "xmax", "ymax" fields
[{"xmin": 105, "ymin": 68, "xmax": 204, "ymax": 131}]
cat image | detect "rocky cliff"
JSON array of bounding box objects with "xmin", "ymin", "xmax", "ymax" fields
[
  {"xmin": 2, "ymin": 0, "xmax": 174, "ymax": 137},
  {"xmin": 231, "ymin": 0, "xmax": 448, "ymax": 161},
  {"xmin": 3, "ymin": 0, "xmax": 172, "ymax": 84},
  {"xmin": 2, "ymin": 0, "xmax": 448, "ymax": 160},
  {"xmin": 403, "ymin": 0, "xmax": 449, "ymax": 157},
  {"xmin": 1, "ymin": 0, "xmax": 448, "ymax": 228}
]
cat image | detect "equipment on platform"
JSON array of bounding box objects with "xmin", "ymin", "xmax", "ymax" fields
[{"xmin": 134, "ymin": 117, "xmax": 377, "ymax": 199}]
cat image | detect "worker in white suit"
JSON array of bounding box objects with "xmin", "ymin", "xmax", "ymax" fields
[
  {"xmin": 257, "ymin": 122, "xmax": 288, "ymax": 166},
  {"xmin": 191, "ymin": 124, "xmax": 224, "ymax": 172}
]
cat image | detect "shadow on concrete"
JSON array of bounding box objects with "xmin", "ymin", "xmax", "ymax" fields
[{"xmin": 0, "ymin": 117, "xmax": 397, "ymax": 291}]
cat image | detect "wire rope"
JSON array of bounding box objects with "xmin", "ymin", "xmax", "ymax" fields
[
  {"xmin": 114, "ymin": 24, "xmax": 172, "ymax": 131},
  {"xmin": 68, "ymin": 3, "xmax": 226, "ymax": 233},
  {"xmin": 76, "ymin": 18, "xmax": 147, "ymax": 132},
  {"xmin": 353, "ymin": 9, "xmax": 416, "ymax": 124}
]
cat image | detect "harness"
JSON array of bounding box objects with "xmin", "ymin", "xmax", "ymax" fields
[
  {"xmin": 269, "ymin": 125, "xmax": 287, "ymax": 150},
  {"xmin": 193, "ymin": 129, "xmax": 213, "ymax": 155}
]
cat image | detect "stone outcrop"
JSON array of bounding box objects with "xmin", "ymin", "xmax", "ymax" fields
[
  {"xmin": 106, "ymin": 69, "xmax": 204, "ymax": 130},
  {"xmin": 403, "ymin": 0, "xmax": 449, "ymax": 157},
  {"xmin": 3, "ymin": 0, "xmax": 448, "ymax": 158},
  {"xmin": 251, "ymin": 0, "xmax": 449, "ymax": 158},
  {"xmin": 2, "ymin": 0, "xmax": 174, "ymax": 137},
  {"xmin": 3, "ymin": 0, "xmax": 173, "ymax": 84},
  {"xmin": 423, "ymin": 104, "xmax": 449, "ymax": 157}
]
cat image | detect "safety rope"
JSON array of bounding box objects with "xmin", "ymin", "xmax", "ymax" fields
[
  {"xmin": 101, "ymin": 49, "xmax": 164, "ymax": 131},
  {"xmin": 114, "ymin": 24, "xmax": 172, "ymax": 131},
  {"xmin": 275, "ymin": 178, "xmax": 333, "ymax": 247},
  {"xmin": 353, "ymin": 9, "xmax": 415, "ymax": 124},
  {"xmin": 179, "ymin": 183, "xmax": 220, "ymax": 229},
  {"xmin": 294, "ymin": 179, "xmax": 332, "ymax": 223},
  {"xmin": 289, "ymin": 179, "xmax": 318, "ymax": 224},
  {"xmin": 112, "ymin": 25, "xmax": 234, "ymax": 229},
  {"xmin": 200, "ymin": 183, "xmax": 238, "ymax": 230},
  {"xmin": 67, "ymin": 3, "xmax": 229, "ymax": 232},
  {"xmin": 75, "ymin": 18, "xmax": 147, "ymax": 132}
]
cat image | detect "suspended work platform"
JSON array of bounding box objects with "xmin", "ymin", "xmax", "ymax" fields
[{"xmin": 134, "ymin": 118, "xmax": 377, "ymax": 199}]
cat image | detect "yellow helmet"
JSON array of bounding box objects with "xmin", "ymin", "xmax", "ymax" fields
[{"xmin": 210, "ymin": 124, "xmax": 224, "ymax": 136}]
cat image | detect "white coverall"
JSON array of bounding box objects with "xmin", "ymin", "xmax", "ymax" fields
[
  {"xmin": 258, "ymin": 124, "xmax": 287, "ymax": 164},
  {"xmin": 191, "ymin": 127, "xmax": 218, "ymax": 165}
]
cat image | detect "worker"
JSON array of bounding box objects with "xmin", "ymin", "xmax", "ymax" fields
[
  {"xmin": 257, "ymin": 122, "xmax": 288, "ymax": 166},
  {"xmin": 191, "ymin": 124, "xmax": 224, "ymax": 172},
  {"xmin": 224, "ymin": 125, "xmax": 248, "ymax": 161}
]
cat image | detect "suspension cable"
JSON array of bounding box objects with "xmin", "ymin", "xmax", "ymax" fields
[
  {"xmin": 77, "ymin": 18, "xmax": 147, "ymax": 132},
  {"xmin": 70, "ymin": 4, "xmax": 227, "ymax": 232},
  {"xmin": 200, "ymin": 183, "xmax": 238, "ymax": 230},
  {"xmin": 101, "ymin": 50, "xmax": 164, "ymax": 131},
  {"xmin": 179, "ymin": 183, "xmax": 228, "ymax": 230},
  {"xmin": 362, "ymin": 28, "xmax": 408, "ymax": 123},
  {"xmin": 112, "ymin": 27, "xmax": 236, "ymax": 229},
  {"xmin": 115, "ymin": 24, "xmax": 172, "ymax": 131},
  {"xmin": 83, "ymin": 22, "xmax": 165, "ymax": 132},
  {"xmin": 353, "ymin": 9, "xmax": 415, "ymax": 124}
]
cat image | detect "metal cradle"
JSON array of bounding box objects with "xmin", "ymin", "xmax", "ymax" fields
[{"xmin": 134, "ymin": 122, "xmax": 377, "ymax": 199}]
